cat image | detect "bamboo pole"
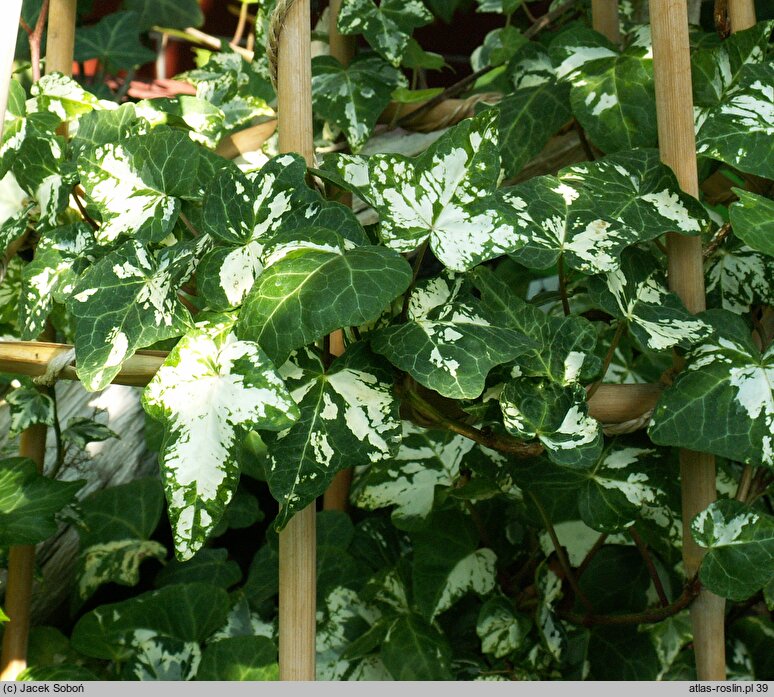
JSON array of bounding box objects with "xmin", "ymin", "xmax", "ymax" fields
[
  {"xmin": 0, "ymin": 0, "xmax": 24, "ymax": 142},
  {"xmin": 649, "ymin": 0, "xmax": 725, "ymax": 680},
  {"xmin": 44, "ymin": 0, "xmax": 76, "ymax": 76},
  {"xmin": 323, "ymin": 0, "xmax": 355, "ymax": 513},
  {"xmin": 275, "ymin": 0, "xmax": 317, "ymax": 682},
  {"xmin": 0, "ymin": 341, "xmax": 662, "ymax": 424},
  {"xmin": 728, "ymin": 0, "xmax": 756, "ymax": 32},
  {"xmin": 591, "ymin": 0, "xmax": 621, "ymax": 43}
]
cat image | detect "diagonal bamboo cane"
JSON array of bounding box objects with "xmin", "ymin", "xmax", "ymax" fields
[{"xmin": 649, "ymin": 0, "xmax": 725, "ymax": 680}]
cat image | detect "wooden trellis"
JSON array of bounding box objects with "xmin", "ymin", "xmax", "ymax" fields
[{"xmin": 0, "ymin": 0, "xmax": 759, "ymax": 682}]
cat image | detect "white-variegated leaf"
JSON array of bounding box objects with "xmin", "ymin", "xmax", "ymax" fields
[
  {"xmin": 372, "ymin": 273, "xmax": 535, "ymax": 399},
  {"xmin": 264, "ymin": 343, "xmax": 402, "ymax": 529},
  {"xmin": 729, "ymin": 188, "xmax": 774, "ymax": 257},
  {"xmin": 649, "ymin": 310, "xmax": 774, "ymax": 467},
  {"xmin": 142, "ymin": 320, "xmax": 299, "ymax": 559},
  {"xmin": 706, "ymin": 241, "xmax": 774, "ymax": 313},
  {"xmin": 68, "ymin": 239, "xmax": 199, "ymax": 391},
  {"xmin": 500, "ymin": 379, "xmax": 603, "ymax": 467},
  {"xmin": 320, "ymin": 110, "xmax": 528, "ymax": 271},
  {"xmin": 692, "ymin": 500, "xmax": 774, "ymax": 601},
  {"xmin": 535, "ymin": 562, "xmax": 566, "ymax": 661},
  {"xmin": 477, "ymin": 596, "xmax": 531, "ymax": 659},
  {"xmin": 588, "ymin": 248, "xmax": 712, "ymax": 351}
]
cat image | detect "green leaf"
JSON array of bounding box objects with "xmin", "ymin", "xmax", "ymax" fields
[
  {"xmin": 179, "ymin": 51, "xmax": 274, "ymax": 132},
  {"xmin": 502, "ymin": 148, "xmax": 707, "ymax": 274},
  {"xmin": 501, "ymin": 379, "xmax": 602, "ymax": 467},
  {"xmin": 264, "ymin": 343, "xmax": 402, "ymax": 529},
  {"xmin": 74, "ymin": 12, "xmax": 156, "ymax": 72},
  {"xmin": 77, "ymin": 129, "xmax": 231, "ymax": 244},
  {"xmin": 473, "ymin": 266, "xmax": 599, "ymax": 384},
  {"xmin": 238, "ymin": 232, "xmax": 411, "ymax": 366},
  {"xmin": 706, "ymin": 242, "xmax": 774, "ymax": 313},
  {"xmin": 76, "ymin": 539, "xmax": 166, "ymax": 604},
  {"xmin": 550, "ymin": 24, "xmax": 657, "ymax": 153},
  {"xmin": 197, "ymin": 636, "xmax": 278, "ymax": 680},
  {"xmin": 155, "ymin": 548, "xmax": 242, "ymax": 589},
  {"xmin": 29, "ymin": 73, "xmax": 102, "ymax": 120},
  {"xmin": 0, "ymin": 607, "xmax": 8, "ymax": 623},
  {"xmin": 477, "ymin": 0, "xmax": 522, "ymax": 13},
  {"xmin": 400, "ymin": 39, "xmax": 446, "ymax": 71},
  {"xmin": 693, "ymin": 22, "xmax": 774, "ymax": 179},
  {"xmin": 588, "ymin": 248, "xmax": 712, "ymax": 352},
  {"xmin": 729, "ymin": 189, "xmax": 774, "ymax": 257},
  {"xmin": 6, "ymin": 380, "xmax": 55, "ymax": 436},
  {"xmin": 337, "ymin": 0, "xmax": 433, "ymax": 67},
  {"xmin": 692, "ymin": 499, "xmax": 774, "ymax": 601},
  {"xmin": 352, "ymin": 423, "xmax": 476, "ymax": 529},
  {"xmin": 476, "ymin": 596, "xmax": 531, "ymax": 658},
  {"xmin": 411, "ymin": 510, "xmax": 497, "ymax": 620},
  {"xmin": 0, "ymin": 457, "xmax": 83, "ymax": 546},
  {"xmin": 499, "ymin": 79, "xmax": 571, "ymax": 179},
  {"xmin": 372, "ymin": 273, "xmax": 535, "ymax": 399},
  {"xmin": 578, "ymin": 546, "xmax": 651, "ymax": 614},
  {"xmin": 472, "ymin": 26, "xmax": 527, "ymax": 70},
  {"xmin": 381, "ymin": 614, "xmax": 453, "ymax": 680},
  {"xmin": 71, "ymin": 583, "xmax": 229, "ymax": 661},
  {"xmin": 135, "ymin": 96, "xmax": 226, "ymax": 149},
  {"xmin": 68, "ymin": 239, "xmax": 197, "ymax": 391},
  {"xmin": 649, "ymin": 310, "xmax": 774, "ymax": 467},
  {"xmin": 424, "ymin": 0, "xmax": 464, "ymax": 23},
  {"xmin": 20, "ymin": 222, "xmax": 96, "ymax": 340},
  {"xmin": 71, "ymin": 103, "xmax": 149, "ymax": 156},
  {"xmin": 18, "ymin": 666, "xmax": 101, "ymax": 681},
  {"xmin": 62, "ymin": 417, "xmax": 118, "ymax": 450},
  {"xmin": 312, "ymin": 55, "xmax": 404, "ymax": 152},
  {"xmin": 588, "ymin": 626, "xmax": 660, "ymax": 679},
  {"xmin": 142, "ymin": 320, "xmax": 299, "ymax": 559},
  {"xmin": 122, "ymin": 0, "xmax": 204, "ymax": 30},
  {"xmin": 324, "ymin": 110, "xmax": 527, "ymax": 271}
]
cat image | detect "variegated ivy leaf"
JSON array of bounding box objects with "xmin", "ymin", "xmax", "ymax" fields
[
  {"xmin": 135, "ymin": 96, "xmax": 226, "ymax": 149},
  {"xmin": 263, "ymin": 343, "xmax": 402, "ymax": 529},
  {"xmin": 121, "ymin": 632, "xmax": 201, "ymax": 681},
  {"xmin": 142, "ymin": 321, "xmax": 299, "ymax": 559},
  {"xmin": 476, "ymin": 596, "xmax": 532, "ymax": 659},
  {"xmin": 68, "ymin": 239, "xmax": 199, "ymax": 391},
  {"xmin": 71, "ymin": 103, "xmax": 150, "ymax": 156},
  {"xmin": 693, "ymin": 22, "xmax": 774, "ymax": 179},
  {"xmin": 351, "ymin": 422, "xmax": 477, "ymax": 530},
  {"xmin": 6, "ymin": 378, "xmax": 55, "ymax": 436},
  {"xmin": 73, "ymin": 11, "xmax": 156, "ymax": 73},
  {"xmin": 473, "ymin": 266, "xmax": 599, "ymax": 384},
  {"xmin": 0, "ymin": 110, "xmax": 73, "ymax": 228},
  {"xmin": 337, "ymin": 0, "xmax": 433, "ymax": 67},
  {"xmin": 0, "ymin": 457, "xmax": 83, "ymax": 546},
  {"xmin": 76, "ymin": 540, "xmax": 167, "ymax": 605},
  {"xmin": 706, "ymin": 241, "xmax": 774, "ymax": 313},
  {"xmin": 29, "ymin": 73, "xmax": 102, "ymax": 120},
  {"xmin": 649, "ymin": 310, "xmax": 774, "ymax": 467},
  {"xmin": 20, "ymin": 222, "xmax": 97, "ymax": 340},
  {"xmin": 535, "ymin": 561, "xmax": 567, "ymax": 661},
  {"xmin": 500, "ymin": 379, "xmax": 603, "ymax": 467},
  {"xmin": 588, "ymin": 248, "xmax": 711, "ymax": 352},
  {"xmin": 380, "ymin": 613, "xmax": 453, "ymax": 680},
  {"xmin": 178, "ymin": 51, "xmax": 274, "ymax": 132},
  {"xmin": 500, "ymin": 44, "xmax": 572, "ymax": 179},
  {"xmin": 549, "ymin": 24, "xmax": 657, "ymax": 153},
  {"xmin": 198, "ymin": 154, "xmax": 366, "ymax": 310},
  {"xmin": 501, "ymin": 149, "xmax": 706, "ymax": 274},
  {"xmin": 71, "ymin": 583, "xmax": 229, "ymax": 662},
  {"xmin": 372, "ymin": 273, "xmax": 535, "ymax": 399},
  {"xmin": 237, "ymin": 230, "xmax": 411, "ymax": 366},
  {"xmin": 123, "ymin": 0, "xmax": 204, "ymax": 31},
  {"xmin": 514, "ymin": 441, "xmax": 669, "ymax": 534},
  {"xmin": 77, "ymin": 128, "xmax": 233, "ymax": 244},
  {"xmin": 197, "ymin": 636, "xmax": 278, "ymax": 681},
  {"xmin": 692, "ymin": 500, "xmax": 774, "ymax": 601},
  {"xmin": 411, "ymin": 510, "xmax": 497, "ymax": 620},
  {"xmin": 74, "ymin": 478, "xmax": 165, "ymax": 605},
  {"xmin": 319, "ymin": 110, "xmax": 527, "ymax": 271},
  {"xmin": 729, "ymin": 189, "xmax": 774, "ymax": 257},
  {"xmin": 312, "ymin": 55, "xmax": 405, "ymax": 152}
]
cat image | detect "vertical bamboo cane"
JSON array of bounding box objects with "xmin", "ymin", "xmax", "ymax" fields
[
  {"xmin": 728, "ymin": 1, "xmax": 756, "ymax": 32},
  {"xmin": 322, "ymin": 0, "xmax": 356, "ymax": 513},
  {"xmin": 44, "ymin": 0, "xmax": 76, "ymax": 76},
  {"xmin": 649, "ymin": 0, "xmax": 726, "ymax": 681},
  {"xmin": 276, "ymin": 0, "xmax": 316, "ymax": 682},
  {"xmin": 591, "ymin": 0, "xmax": 621, "ymax": 43}
]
